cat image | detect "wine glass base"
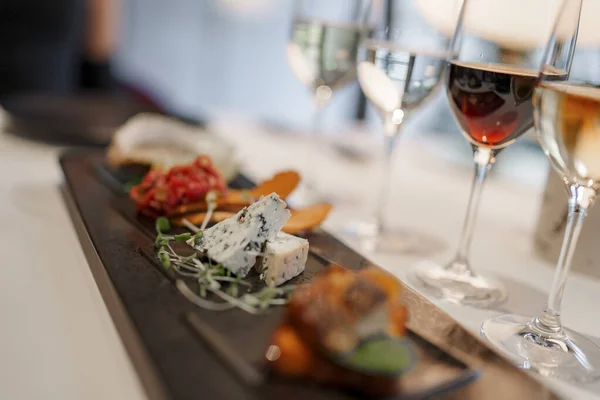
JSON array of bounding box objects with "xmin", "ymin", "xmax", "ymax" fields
[
  {"xmin": 343, "ymin": 221, "xmax": 445, "ymax": 255},
  {"xmin": 481, "ymin": 314, "xmax": 600, "ymax": 383},
  {"xmin": 407, "ymin": 260, "xmax": 507, "ymax": 308}
]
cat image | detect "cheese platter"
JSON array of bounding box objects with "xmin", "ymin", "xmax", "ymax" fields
[{"xmin": 59, "ymin": 122, "xmax": 560, "ymax": 399}]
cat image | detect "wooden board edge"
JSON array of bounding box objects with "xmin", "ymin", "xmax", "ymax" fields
[{"xmin": 60, "ymin": 183, "xmax": 171, "ymax": 400}]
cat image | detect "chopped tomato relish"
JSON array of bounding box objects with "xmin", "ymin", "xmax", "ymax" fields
[{"xmin": 130, "ymin": 155, "xmax": 227, "ymax": 215}]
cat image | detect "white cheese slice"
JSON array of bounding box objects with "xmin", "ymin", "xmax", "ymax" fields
[
  {"xmin": 256, "ymin": 232, "xmax": 309, "ymax": 287},
  {"xmin": 189, "ymin": 193, "xmax": 290, "ymax": 276}
]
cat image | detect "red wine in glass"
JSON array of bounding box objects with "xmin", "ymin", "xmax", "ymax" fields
[{"xmin": 446, "ymin": 61, "xmax": 538, "ymax": 149}]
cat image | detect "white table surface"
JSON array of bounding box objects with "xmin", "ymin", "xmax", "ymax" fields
[{"xmin": 1, "ymin": 112, "xmax": 599, "ymax": 400}]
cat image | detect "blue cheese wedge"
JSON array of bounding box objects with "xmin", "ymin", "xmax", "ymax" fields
[
  {"xmin": 256, "ymin": 232, "xmax": 309, "ymax": 287},
  {"xmin": 189, "ymin": 193, "xmax": 290, "ymax": 277}
]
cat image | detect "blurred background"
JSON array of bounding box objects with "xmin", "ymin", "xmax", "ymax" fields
[
  {"xmin": 0, "ymin": 0, "xmax": 568, "ymax": 187},
  {"xmin": 114, "ymin": 0, "xmax": 458, "ymax": 135},
  {"xmin": 0, "ymin": 0, "xmax": 460, "ymax": 140}
]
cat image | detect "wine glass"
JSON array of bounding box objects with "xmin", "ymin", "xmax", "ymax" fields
[
  {"xmin": 482, "ymin": 0, "xmax": 600, "ymax": 382},
  {"xmin": 408, "ymin": 0, "xmax": 561, "ymax": 308},
  {"xmin": 287, "ymin": 0, "xmax": 370, "ymax": 205},
  {"xmin": 344, "ymin": 0, "xmax": 460, "ymax": 254}
]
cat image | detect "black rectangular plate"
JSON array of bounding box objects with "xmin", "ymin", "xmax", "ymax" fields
[{"xmin": 60, "ymin": 149, "xmax": 559, "ymax": 400}]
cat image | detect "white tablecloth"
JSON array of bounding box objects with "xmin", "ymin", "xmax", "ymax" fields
[{"xmin": 1, "ymin": 113, "xmax": 599, "ymax": 400}]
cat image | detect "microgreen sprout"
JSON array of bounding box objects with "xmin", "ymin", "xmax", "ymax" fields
[
  {"xmin": 205, "ymin": 191, "xmax": 218, "ymax": 203},
  {"xmin": 174, "ymin": 232, "xmax": 192, "ymax": 242},
  {"xmin": 155, "ymin": 217, "xmax": 171, "ymax": 233},
  {"xmin": 157, "ymin": 247, "xmax": 171, "ymax": 269},
  {"xmin": 181, "ymin": 218, "xmax": 200, "ymax": 233},
  {"xmin": 200, "ymin": 191, "xmax": 218, "ymax": 231},
  {"xmin": 153, "ymin": 216, "xmax": 296, "ymax": 314},
  {"xmin": 123, "ymin": 174, "xmax": 144, "ymax": 193},
  {"xmin": 193, "ymin": 231, "xmax": 203, "ymax": 246}
]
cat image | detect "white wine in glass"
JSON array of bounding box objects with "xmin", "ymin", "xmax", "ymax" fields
[
  {"xmin": 288, "ymin": 20, "xmax": 365, "ymax": 100},
  {"xmin": 481, "ymin": 0, "xmax": 600, "ymax": 382},
  {"xmin": 537, "ymin": 83, "xmax": 600, "ymax": 184},
  {"xmin": 287, "ymin": 1, "xmax": 370, "ymax": 205},
  {"xmin": 359, "ymin": 40, "xmax": 446, "ymax": 116},
  {"xmin": 344, "ymin": 0, "xmax": 458, "ymax": 254},
  {"xmin": 482, "ymin": 80, "xmax": 600, "ymax": 382}
]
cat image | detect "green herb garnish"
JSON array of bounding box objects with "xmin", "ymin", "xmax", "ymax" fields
[
  {"xmin": 334, "ymin": 336, "xmax": 415, "ymax": 376},
  {"xmin": 152, "ymin": 217, "xmax": 296, "ymax": 314},
  {"xmin": 157, "ymin": 247, "xmax": 171, "ymax": 269},
  {"xmin": 123, "ymin": 175, "xmax": 144, "ymax": 193},
  {"xmin": 174, "ymin": 232, "xmax": 192, "ymax": 242},
  {"xmin": 200, "ymin": 191, "xmax": 218, "ymax": 231},
  {"xmin": 192, "ymin": 231, "xmax": 203, "ymax": 245},
  {"xmin": 155, "ymin": 217, "xmax": 171, "ymax": 233}
]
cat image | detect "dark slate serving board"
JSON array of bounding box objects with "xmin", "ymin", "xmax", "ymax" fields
[{"xmin": 60, "ymin": 149, "xmax": 560, "ymax": 400}]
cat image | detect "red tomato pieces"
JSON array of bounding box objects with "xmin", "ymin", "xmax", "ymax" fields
[{"xmin": 130, "ymin": 155, "xmax": 227, "ymax": 215}]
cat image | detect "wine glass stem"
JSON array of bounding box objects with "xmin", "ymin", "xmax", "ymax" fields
[
  {"xmin": 372, "ymin": 119, "xmax": 400, "ymax": 235},
  {"xmin": 534, "ymin": 185, "xmax": 596, "ymax": 334},
  {"xmin": 312, "ymin": 98, "xmax": 326, "ymax": 135},
  {"xmin": 449, "ymin": 147, "xmax": 494, "ymax": 274},
  {"xmin": 305, "ymin": 97, "xmax": 327, "ymax": 192}
]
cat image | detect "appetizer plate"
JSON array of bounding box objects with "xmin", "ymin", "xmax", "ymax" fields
[{"xmin": 60, "ymin": 149, "xmax": 559, "ymax": 400}]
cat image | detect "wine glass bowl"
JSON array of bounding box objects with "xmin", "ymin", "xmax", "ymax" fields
[
  {"xmin": 481, "ymin": 0, "xmax": 600, "ymax": 382},
  {"xmin": 358, "ymin": 41, "xmax": 447, "ymax": 118},
  {"xmin": 447, "ymin": 63, "xmax": 538, "ymax": 149},
  {"xmin": 288, "ymin": 19, "xmax": 365, "ymax": 105},
  {"xmin": 536, "ymin": 82, "xmax": 600, "ymax": 190}
]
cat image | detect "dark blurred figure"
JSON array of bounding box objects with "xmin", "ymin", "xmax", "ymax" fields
[
  {"xmin": 0, "ymin": 0, "xmax": 166, "ymax": 145},
  {"xmin": 0, "ymin": 0, "xmax": 118, "ymax": 99}
]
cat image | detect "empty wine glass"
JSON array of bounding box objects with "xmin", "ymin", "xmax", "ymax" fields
[
  {"xmin": 287, "ymin": 0, "xmax": 370, "ymax": 205},
  {"xmin": 482, "ymin": 0, "xmax": 600, "ymax": 382},
  {"xmin": 407, "ymin": 0, "xmax": 563, "ymax": 308},
  {"xmin": 344, "ymin": 0, "xmax": 460, "ymax": 253}
]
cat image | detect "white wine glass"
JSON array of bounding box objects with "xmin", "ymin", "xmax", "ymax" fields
[
  {"xmin": 344, "ymin": 0, "xmax": 460, "ymax": 254},
  {"xmin": 408, "ymin": 0, "xmax": 563, "ymax": 308},
  {"xmin": 287, "ymin": 0, "xmax": 371, "ymax": 205},
  {"xmin": 482, "ymin": 0, "xmax": 600, "ymax": 382}
]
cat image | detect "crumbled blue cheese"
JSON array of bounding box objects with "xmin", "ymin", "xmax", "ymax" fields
[
  {"xmin": 188, "ymin": 193, "xmax": 290, "ymax": 277},
  {"xmin": 256, "ymin": 232, "xmax": 309, "ymax": 287}
]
